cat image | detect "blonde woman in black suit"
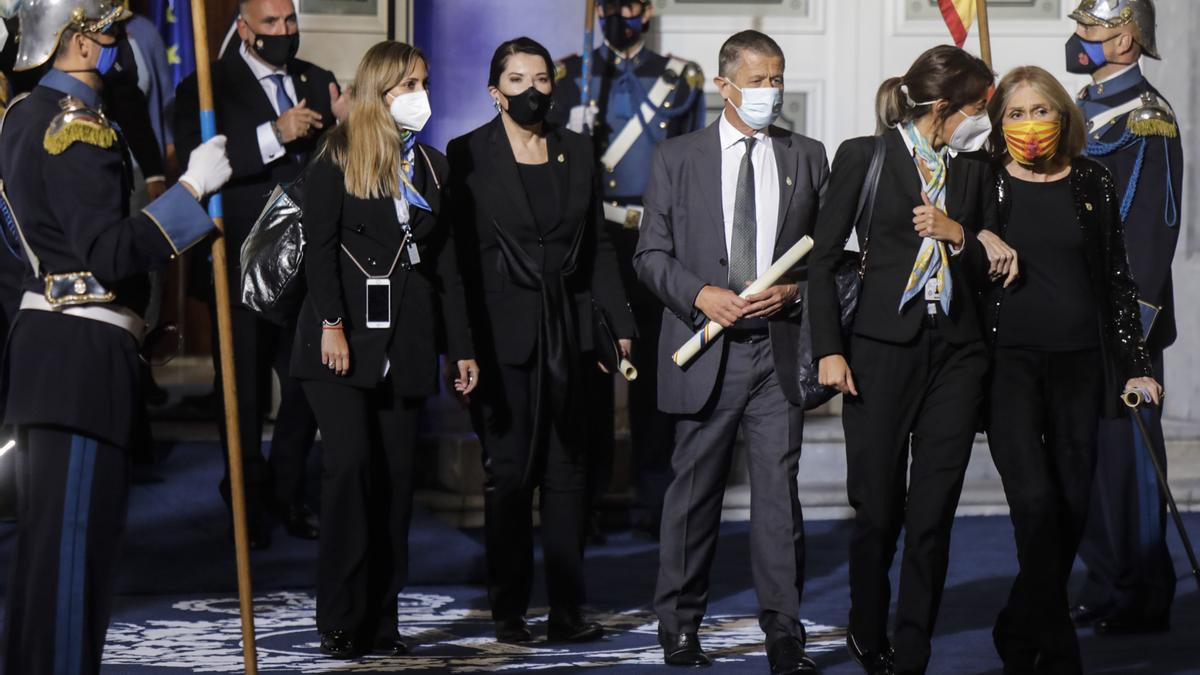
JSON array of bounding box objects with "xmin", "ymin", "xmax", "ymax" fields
[{"xmin": 291, "ymin": 41, "xmax": 479, "ymax": 659}]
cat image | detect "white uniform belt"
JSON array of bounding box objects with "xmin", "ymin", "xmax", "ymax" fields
[
  {"xmin": 1086, "ymin": 97, "xmax": 1142, "ymax": 135},
  {"xmin": 603, "ymin": 202, "xmax": 645, "ymax": 229},
  {"xmin": 20, "ymin": 291, "xmax": 146, "ymax": 343},
  {"xmin": 600, "ymin": 56, "xmax": 689, "ymax": 174}
]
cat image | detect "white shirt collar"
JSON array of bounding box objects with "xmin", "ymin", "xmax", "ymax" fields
[
  {"xmin": 1095, "ymin": 60, "xmax": 1140, "ymax": 86},
  {"xmin": 718, "ymin": 109, "xmax": 769, "ymax": 151},
  {"xmin": 239, "ymin": 41, "xmax": 286, "ymax": 80}
]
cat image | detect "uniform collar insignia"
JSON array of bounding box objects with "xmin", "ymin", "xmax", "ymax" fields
[{"xmin": 1086, "ymin": 64, "xmax": 1144, "ymax": 103}]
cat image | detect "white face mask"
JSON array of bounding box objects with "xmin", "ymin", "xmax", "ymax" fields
[
  {"xmin": 947, "ymin": 108, "xmax": 991, "ymax": 153},
  {"xmin": 726, "ymin": 80, "xmax": 783, "ymax": 130},
  {"xmin": 388, "ymin": 90, "xmax": 432, "ymax": 132}
]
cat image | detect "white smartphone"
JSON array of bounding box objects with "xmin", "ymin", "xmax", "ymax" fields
[{"xmin": 365, "ymin": 278, "xmax": 391, "ymax": 329}]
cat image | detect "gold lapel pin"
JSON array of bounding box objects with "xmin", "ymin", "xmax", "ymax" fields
[
  {"xmin": 557, "ymin": 153, "xmax": 565, "ymax": 163},
  {"xmin": 786, "ymin": 177, "xmax": 793, "ymax": 186},
  {"xmin": 1085, "ymin": 202, "xmax": 1094, "ymax": 211},
  {"xmin": 300, "ymin": 74, "xmax": 307, "ymax": 83}
]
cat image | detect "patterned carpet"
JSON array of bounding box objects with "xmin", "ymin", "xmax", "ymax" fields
[{"xmin": 1, "ymin": 441, "xmax": 1197, "ymax": 673}]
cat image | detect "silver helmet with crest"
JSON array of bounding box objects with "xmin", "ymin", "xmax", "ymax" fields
[
  {"xmin": 1069, "ymin": 0, "xmax": 1159, "ymax": 60},
  {"xmin": 12, "ymin": 0, "xmax": 131, "ymax": 72}
]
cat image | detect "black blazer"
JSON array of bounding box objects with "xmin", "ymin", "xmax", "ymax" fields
[
  {"xmin": 809, "ymin": 127, "xmax": 991, "ymax": 359},
  {"xmin": 446, "ymin": 116, "xmax": 634, "ymax": 366},
  {"xmin": 174, "ymin": 48, "xmax": 337, "ymax": 276},
  {"xmin": 289, "ymin": 144, "xmax": 473, "ymax": 395},
  {"xmin": 987, "ymin": 158, "xmax": 1152, "ymax": 418}
]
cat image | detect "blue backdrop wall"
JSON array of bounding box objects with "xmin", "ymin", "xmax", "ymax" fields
[{"xmin": 413, "ymin": 0, "xmax": 587, "ymax": 152}]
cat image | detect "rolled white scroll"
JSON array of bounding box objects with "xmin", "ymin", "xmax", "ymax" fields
[
  {"xmin": 618, "ymin": 357, "xmax": 638, "ymax": 381},
  {"xmin": 672, "ymin": 235, "xmax": 815, "ymax": 368}
]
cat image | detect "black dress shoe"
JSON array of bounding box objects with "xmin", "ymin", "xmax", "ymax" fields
[
  {"xmin": 282, "ymin": 504, "xmax": 320, "ymax": 540},
  {"xmin": 495, "ymin": 617, "xmax": 533, "ymax": 643},
  {"xmin": 847, "ymin": 633, "xmax": 894, "ymax": 675},
  {"xmin": 768, "ymin": 635, "xmax": 818, "ymax": 674},
  {"xmin": 1094, "ymin": 612, "xmax": 1170, "ymax": 635},
  {"xmin": 1069, "ymin": 603, "xmax": 1110, "ymax": 626},
  {"xmin": 659, "ymin": 628, "xmax": 712, "ymax": 667},
  {"xmin": 373, "ymin": 633, "xmax": 409, "ymax": 656},
  {"xmin": 547, "ymin": 607, "xmax": 605, "ymax": 642},
  {"xmin": 319, "ymin": 630, "xmax": 356, "ymax": 659}
]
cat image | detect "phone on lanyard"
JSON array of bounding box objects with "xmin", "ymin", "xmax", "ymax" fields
[{"xmin": 365, "ymin": 278, "xmax": 391, "ymax": 329}]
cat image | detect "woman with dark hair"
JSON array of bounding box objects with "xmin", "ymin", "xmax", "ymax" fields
[
  {"xmin": 446, "ymin": 36, "xmax": 635, "ymax": 644},
  {"xmin": 292, "ymin": 41, "xmax": 479, "ymax": 658},
  {"xmin": 808, "ymin": 45, "xmax": 1013, "ymax": 675},
  {"xmin": 983, "ymin": 65, "xmax": 1161, "ymax": 673}
]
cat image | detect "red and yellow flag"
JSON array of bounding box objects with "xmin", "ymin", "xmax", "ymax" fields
[{"xmin": 939, "ymin": 0, "xmax": 977, "ymax": 48}]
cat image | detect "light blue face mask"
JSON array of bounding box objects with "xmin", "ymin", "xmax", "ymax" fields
[
  {"xmin": 725, "ymin": 80, "xmax": 783, "ymax": 130},
  {"xmin": 95, "ymin": 45, "xmax": 118, "ymax": 75}
]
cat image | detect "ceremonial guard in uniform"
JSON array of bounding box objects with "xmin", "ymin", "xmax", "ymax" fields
[
  {"xmin": 0, "ymin": 2, "xmax": 230, "ymax": 672},
  {"xmin": 548, "ymin": 0, "xmax": 705, "ymax": 537},
  {"xmin": 1065, "ymin": 0, "xmax": 1185, "ymax": 635}
]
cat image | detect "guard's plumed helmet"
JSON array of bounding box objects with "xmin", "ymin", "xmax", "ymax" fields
[
  {"xmin": 1069, "ymin": 0, "xmax": 1160, "ymax": 60},
  {"xmin": 12, "ymin": 0, "xmax": 131, "ymax": 72}
]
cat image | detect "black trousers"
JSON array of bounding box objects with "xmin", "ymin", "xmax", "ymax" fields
[
  {"xmin": 585, "ymin": 225, "xmax": 675, "ymax": 531},
  {"xmin": 654, "ymin": 335, "xmax": 806, "ymax": 645},
  {"xmin": 302, "ymin": 379, "xmax": 421, "ymax": 642},
  {"xmin": 843, "ymin": 328, "xmax": 987, "ymax": 674},
  {"xmin": 988, "ymin": 347, "xmax": 1102, "ymax": 675},
  {"xmin": 213, "ymin": 307, "xmax": 318, "ymax": 517},
  {"xmin": 2, "ymin": 427, "xmax": 129, "ymax": 675},
  {"xmin": 1077, "ymin": 350, "xmax": 1175, "ymax": 620},
  {"xmin": 470, "ymin": 355, "xmax": 588, "ymax": 620}
]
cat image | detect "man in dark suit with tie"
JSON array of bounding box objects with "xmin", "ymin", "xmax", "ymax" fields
[
  {"xmin": 634, "ymin": 30, "xmax": 827, "ymax": 674},
  {"xmin": 174, "ymin": 0, "xmax": 347, "ymax": 548}
]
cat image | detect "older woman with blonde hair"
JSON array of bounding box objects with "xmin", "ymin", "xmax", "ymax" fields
[
  {"xmin": 982, "ymin": 65, "xmax": 1161, "ymax": 673},
  {"xmin": 291, "ymin": 40, "xmax": 479, "ymax": 658}
]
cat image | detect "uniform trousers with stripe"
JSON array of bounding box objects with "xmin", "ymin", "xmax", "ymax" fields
[{"xmin": 2, "ymin": 427, "xmax": 130, "ymax": 675}]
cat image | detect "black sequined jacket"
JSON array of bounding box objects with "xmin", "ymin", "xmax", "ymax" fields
[{"xmin": 986, "ymin": 157, "xmax": 1152, "ymax": 418}]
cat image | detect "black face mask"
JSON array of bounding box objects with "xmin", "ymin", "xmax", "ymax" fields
[
  {"xmin": 251, "ymin": 32, "xmax": 299, "ymax": 68},
  {"xmin": 503, "ymin": 86, "xmax": 553, "ymax": 126},
  {"xmin": 602, "ymin": 14, "xmax": 644, "ymax": 51},
  {"xmin": 1064, "ymin": 33, "xmax": 1112, "ymax": 75}
]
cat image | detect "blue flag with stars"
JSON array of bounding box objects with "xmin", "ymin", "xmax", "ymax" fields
[{"xmin": 147, "ymin": 0, "xmax": 196, "ymax": 88}]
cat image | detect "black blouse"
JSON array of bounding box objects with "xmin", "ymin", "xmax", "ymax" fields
[
  {"xmin": 997, "ymin": 174, "xmax": 1099, "ymax": 351},
  {"xmin": 517, "ymin": 162, "xmax": 559, "ymax": 234}
]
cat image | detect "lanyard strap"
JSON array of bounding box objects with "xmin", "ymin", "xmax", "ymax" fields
[{"xmin": 340, "ymin": 230, "xmax": 410, "ymax": 280}]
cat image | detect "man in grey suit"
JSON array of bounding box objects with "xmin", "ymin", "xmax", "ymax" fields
[{"xmin": 634, "ymin": 30, "xmax": 828, "ymax": 675}]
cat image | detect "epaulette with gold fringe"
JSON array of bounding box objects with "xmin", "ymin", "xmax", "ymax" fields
[
  {"xmin": 682, "ymin": 61, "xmax": 705, "ymax": 90},
  {"xmin": 1128, "ymin": 91, "xmax": 1178, "ymax": 139},
  {"xmin": 43, "ymin": 96, "xmax": 117, "ymax": 155},
  {"xmin": 555, "ymin": 58, "xmax": 572, "ymax": 83}
]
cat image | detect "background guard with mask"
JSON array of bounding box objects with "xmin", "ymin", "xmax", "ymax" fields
[{"xmin": 548, "ymin": 0, "xmax": 705, "ymax": 540}]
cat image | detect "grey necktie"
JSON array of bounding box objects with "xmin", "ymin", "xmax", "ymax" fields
[{"xmin": 728, "ymin": 136, "xmax": 757, "ymax": 291}]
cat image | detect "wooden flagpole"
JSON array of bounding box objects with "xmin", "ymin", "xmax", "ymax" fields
[
  {"xmin": 976, "ymin": 0, "xmax": 993, "ymax": 69},
  {"xmin": 188, "ymin": 2, "xmax": 259, "ymax": 672}
]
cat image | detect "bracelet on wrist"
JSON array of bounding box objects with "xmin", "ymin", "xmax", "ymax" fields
[{"xmin": 322, "ymin": 318, "xmax": 343, "ymax": 330}]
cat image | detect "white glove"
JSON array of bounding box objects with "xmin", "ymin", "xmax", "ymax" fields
[
  {"xmin": 179, "ymin": 135, "xmax": 233, "ymax": 198},
  {"xmin": 567, "ymin": 104, "xmax": 599, "ymax": 134}
]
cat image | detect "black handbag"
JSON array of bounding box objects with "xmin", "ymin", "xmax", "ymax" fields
[
  {"xmin": 239, "ymin": 177, "xmax": 306, "ymax": 325},
  {"xmin": 796, "ymin": 135, "xmax": 886, "ymax": 410}
]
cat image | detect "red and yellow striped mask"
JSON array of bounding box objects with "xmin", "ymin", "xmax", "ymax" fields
[{"xmin": 1002, "ymin": 120, "xmax": 1061, "ymax": 166}]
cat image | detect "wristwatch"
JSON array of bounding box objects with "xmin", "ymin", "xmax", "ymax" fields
[{"xmin": 270, "ymin": 120, "xmax": 285, "ymax": 146}]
